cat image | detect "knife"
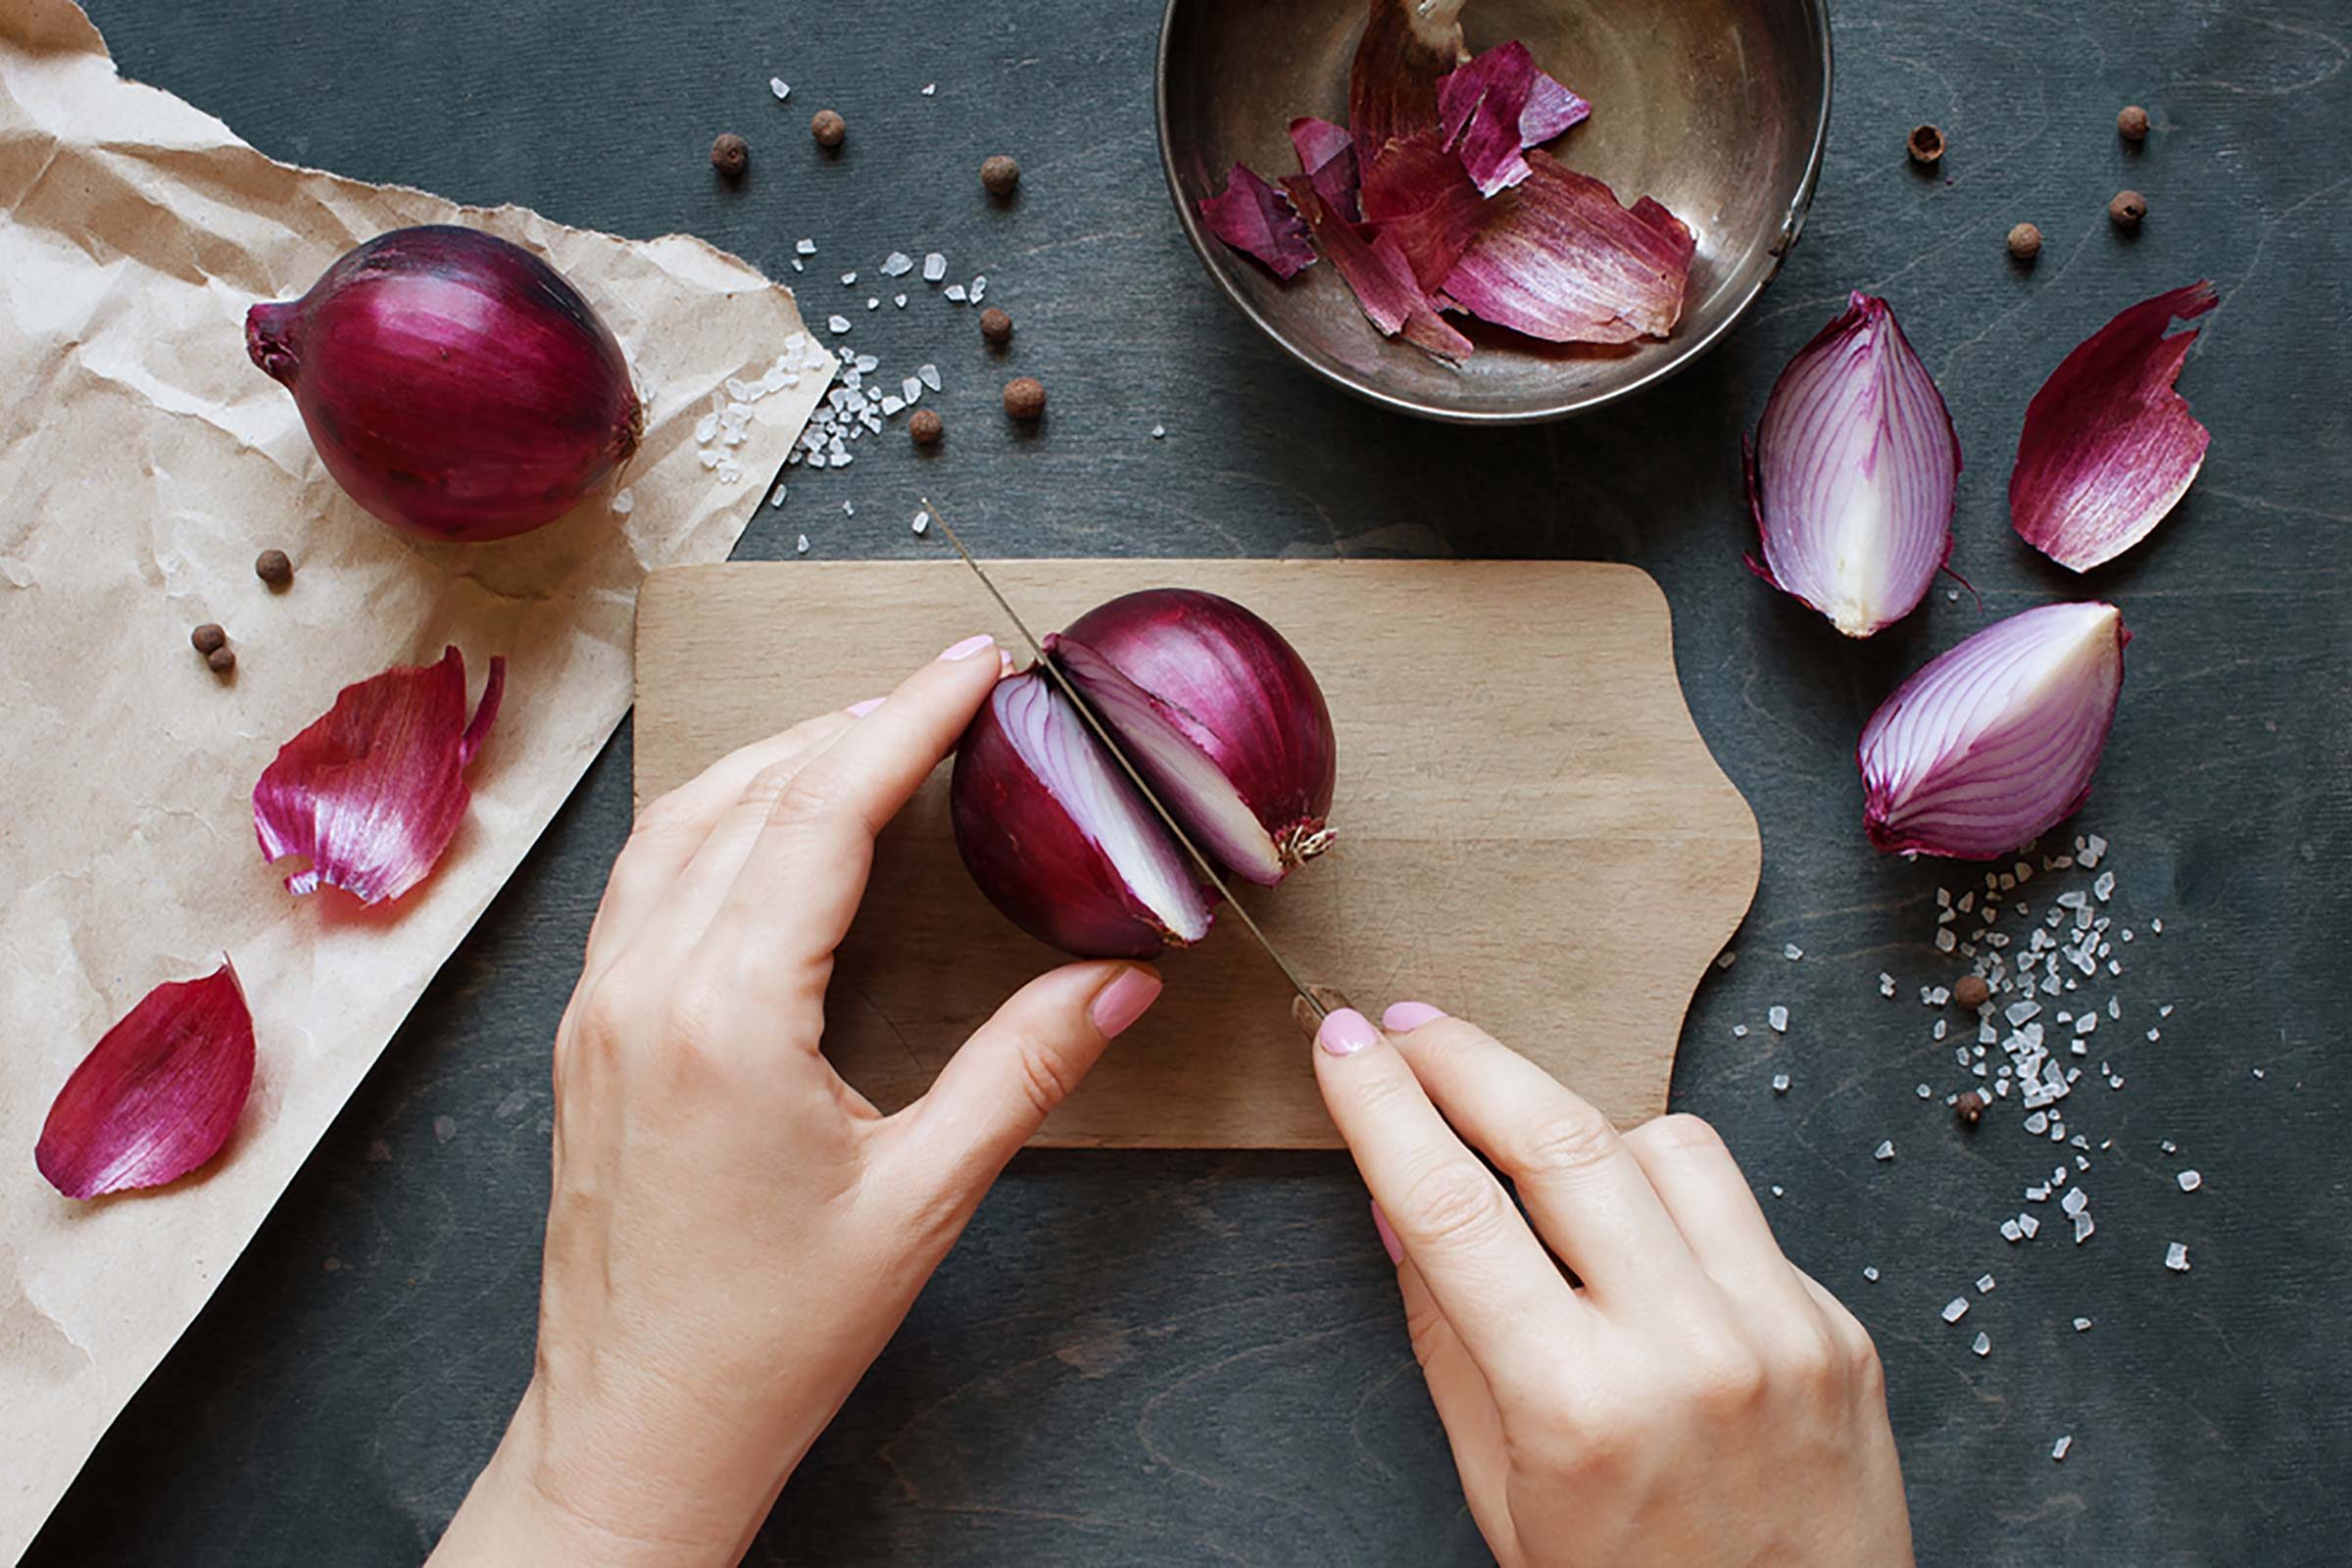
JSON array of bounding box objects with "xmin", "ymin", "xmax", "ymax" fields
[{"xmin": 918, "ymin": 497, "xmax": 1329, "ymax": 1021}]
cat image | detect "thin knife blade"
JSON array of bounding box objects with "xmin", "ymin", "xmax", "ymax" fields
[{"xmin": 919, "ymin": 497, "xmax": 1328, "ymax": 1020}]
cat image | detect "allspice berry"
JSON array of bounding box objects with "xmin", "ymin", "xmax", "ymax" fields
[
  {"xmin": 207, "ymin": 646, "xmax": 237, "ymax": 674},
  {"xmin": 979, "ymin": 306, "xmax": 1013, "ymax": 345},
  {"xmin": 2006, "ymin": 221, "xmax": 2042, "ymax": 263},
  {"xmin": 1955, "ymin": 1090, "xmax": 1986, "ymax": 1127},
  {"xmin": 1002, "ymin": 375, "xmax": 1046, "ymax": 421},
  {"xmin": 2117, "ymin": 104, "xmax": 2149, "ymax": 142},
  {"xmin": 710, "ymin": 132, "xmax": 750, "ymax": 177},
  {"xmin": 2109, "ymin": 189, "xmax": 2147, "ymax": 228},
  {"xmin": 908, "ymin": 408, "xmax": 944, "ymax": 447},
  {"xmin": 810, "ymin": 109, "xmax": 846, "ymax": 149},
  {"xmin": 1906, "ymin": 123, "xmax": 1945, "ymax": 166},
  {"xmin": 255, "ymin": 548, "xmax": 294, "ymax": 587},
  {"xmin": 980, "ymin": 154, "xmax": 1020, "ymax": 197},
  {"xmin": 191, "ymin": 622, "xmax": 227, "ymax": 656},
  {"xmin": 1954, "ymin": 973, "xmax": 1991, "ymax": 1009}
]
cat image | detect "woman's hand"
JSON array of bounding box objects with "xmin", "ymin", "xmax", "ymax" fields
[
  {"xmin": 432, "ymin": 635, "xmax": 1163, "ymax": 1568},
  {"xmin": 1310, "ymin": 1002, "xmax": 1914, "ymax": 1568}
]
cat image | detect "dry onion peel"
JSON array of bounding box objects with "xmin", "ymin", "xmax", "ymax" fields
[
  {"xmin": 1435, "ymin": 39, "xmax": 1591, "ymax": 196},
  {"xmin": 1197, "ymin": 164, "xmax": 1318, "ymax": 280},
  {"xmin": 1437, "ymin": 151, "xmax": 1693, "ymax": 344},
  {"xmin": 1283, "ymin": 175, "xmax": 1473, "ymax": 361},
  {"xmin": 1348, "ymin": 0, "xmax": 1468, "ymax": 169},
  {"xmin": 2010, "ymin": 281, "xmax": 2217, "ymax": 571},
  {"xmin": 254, "ymin": 647, "xmax": 507, "ymax": 905},
  {"xmin": 36, "ymin": 960, "xmax": 256, "ymax": 1200},
  {"xmin": 1859, "ymin": 602, "xmax": 2129, "ymax": 860},
  {"xmin": 1288, "ymin": 117, "xmax": 1362, "ymax": 221},
  {"xmin": 1358, "ymin": 131, "xmax": 1489, "ymax": 290},
  {"xmin": 1745, "ymin": 293, "xmax": 1961, "ymax": 637}
]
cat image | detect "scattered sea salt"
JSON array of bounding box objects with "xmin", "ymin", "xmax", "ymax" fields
[
  {"xmin": 1941, "ymin": 1298, "xmax": 1970, "ymax": 1323},
  {"xmin": 1784, "ymin": 943, "xmax": 1804, "ymax": 960},
  {"xmin": 795, "ymin": 533, "xmax": 809, "ymax": 555},
  {"xmin": 1152, "ymin": 423, "xmax": 1167, "ymax": 438},
  {"xmin": 767, "ymin": 481, "xmax": 788, "ymax": 508},
  {"xmin": 2075, "ymin": 1317, "xmax": 2093, "ymax": 1331},
  {"xmin": 1770, "ymin": 1185, "xmax": 1786, "ymax": 1199},
  {"xmin": 2178, "ymin": 1169, "xmax": 2202, "ymax": 1192},
  {"xmin": 2165, "ymin": 1242, "xmax": 2191, "ymax": 1272},
  {"xmin": 945, "ymin": 283, "xmax": 967, "ymax": 302},
  {"xmin": 1732, "ymin": 1024, "xmax": 1748, "ymax": 1039},
  {"xmin": 1767, "ymin": 1005, "xmax": 1788, "ymax": 1034},
  {"xmin": 918, "ymin": 363, "xmax": 943, "ymax": 391},
  {"xmin": 1771, "ymin": 1072, "xmax": 1788, "ymax": 1094},
  {"xmin": 923, "ymin": 252, "xmax": 948, "ymax": 282},
  {"xmin": 921, "ymin": 81, "xmax": 936, "ymax": 95},
  {"xmin": 910, "ymin": 511, "xmax": 929, "ymax": 536},
  {"xmin": 1874, "ymin": 1140, "xmax": 1895, "ymax": 1161},
  {"xmin": 1976, "ymin": 1273, "xmax": 1996, "ymax": 1294},
  {"xmin": 1973, "ymin": 1332, "xmax": 1991, "ymax": 1357},
  {"xmin": 796, "ymin": 238, "xmax": 817, "ymax": 255},
  {"xmin": 1718, "ymin": 951, "xmax": 1739, "ymax": 970},
  {"xmin": 1863, "ymin": 1266, "xmax": 1880, "ymax": 1282},
  {"xmin": 769, "ymin": 76, "xmax": 791, "ymax": 100},
  {"xmin": 827, "ymin": 315, "xmax": 851, "ymax": 334},
  {"xmin": 2052, "ymin": 1435, "xmax": 2073, "ymax": 1461},
  {"xmin": 882, "ymin": 252, "xmax": 913, "ymax": 276}
]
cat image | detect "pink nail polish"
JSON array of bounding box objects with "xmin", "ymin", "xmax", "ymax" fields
[
  {"xmin": 1371, "ymin": 1200, "xmax": 1404, "ymax": 1264},
  {"xmin": 1088, "ymin": 966, "xmax": 1163, "ymax": 1040},
  {"xmin": 845, "ymin": 698, "xmax": 885, "ymax": 717},
  {"xmin": 938, "ymin": 633, "xmax": 996, "ymax": 662},
  {"xmin": 1382, "ymin": 1001, "xmax": 1446, "ymax": 1032},
  {"xmin": 1316, "ymin": 1007, "xmax": 1380, "ymax": 1056}
]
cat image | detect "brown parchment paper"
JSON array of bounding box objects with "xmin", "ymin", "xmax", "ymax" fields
[{"xmin": 0, "ymin": 3, "xmax": 832, "ymax": 1554}]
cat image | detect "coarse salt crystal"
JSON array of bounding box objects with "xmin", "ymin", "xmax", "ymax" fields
[
  {"xmin": 1874, "ymin": 1140, "xmax": 1894, "ymax": 1161},
  {"xmin": 1973, "ymin": 1332, "xmax": 1990, "ymax": 1357},
  {"xmin": 769, "ymin": 76, "xmax": 791, "ymax": 99},
  {"xmin": 1770, "ymin": 1185, "xmax": 1785, "ymax": 1199},
  {"xmin": 827, "ymin": 315, "xmax": 852, "ymax": 334},
  {"xmin": 2061, "ymin": 1188, "xmax": 2088, "ymax": 1216},
  {"xmin": 2165, "ymin": 1242, "xmax": 2191, "ymax": 1271},
  {"xmin": 841, "ymin": 270, "xmax": 858, "ymax": 285},
  {"xmin": 1771, "ymin": 1072, "xmax": 1788, "ymax": 1094},
  {"xmin": 2052, "ymin": 1435, "xmax": 2073, "ymax": 1461},
  {"xmin": 1916, "ymin": 1083, "xmax": 1932, "ymax": 1099},
  {"xmin": 923, "ymin": 252, "xmax": 948, "ymax": 281},
  {"xmin": 1976, "ymin": 1273, "xmax": 1995, "ymax": 1293},
  {"xmin": 2074, "ymin": 1316, "xmax": 2092, "ymax": 1331},
  {"xmin": 2074, "ymin": 1211, "xmax": 2095, "ymax": 1243},
  {"xmin": 2019, "ymin": 1213, "xmax": 2040, "ymax": 1238},
  {"xmin": 1768, "ymin": 1005, "xmax": 1788, "ymax": 1034},
  {"xmin": 895, "ymin": 293, "xmax": 908, "ymax": 308},
  {"xmin": 1716, "ymin": 951, "xmax": 1738, "ymax": 970},
  {"xmin": 2178, "ymin": 1169, "xmax": 2202, "ymax": 1192},
  {"xmin": 695, "ymin": 413, "xmax": 720, "ymax": 444},
  {"xmin": 610, "ymin": 488, "xmax": 634, "ymax": 514},
  {"xmin": 910, "ymin": 511, "xmax": 929, "ymax": 536},
  {"xmin": 882, "ymin": 252, "xmax": 913, "ymax": 276},
  {"xmin": 714, "ymin": 459, "xmax": 742, "ymax": 483},
  {"xmin": 866, "ymin": 298, "xmax": 879, "ymax": 310},
  {"xmin": 1936, "ymin": 928, "xmax": 1957, "ymax": 953},
  {"xmin": 796, "ymin": 238, "xmax": 816, "ymax": 255},
  {"xmin": 921, "ymin": 81, "xmax": 936, "ymax": 95},
  {"xmin": 944, "ymin": 283, "xmax": 967, "ymax": 302},
  {"xmin": 903, "ymin": 375, "xmax": 924, "ymax": 403},
  {"xmin": 1732, "ymin": 1024, "xmax": 1748, "ymax": 1039},
  {"xmin": 795, "ymin": 533, "xmax": 809, "ymax": 554},
  {"xmin": 1941, "ymin": 1298, "xmax": 1969, "ymax": 1323},
  {"xmin": 918, "ymin": 364, "xmax": 942, "ymax": 391},
  {"xmin": 2000, "ymin": 1219, "xmax": 2023, "ymax": 1243},
  {"xmin": 1863, "ymin": 1266, "xmax": 1880, "ymax": 1282},
  {"xmin": 1785, "ymin": 943, "xmax": 1803, "ymax": 960},
  {"xmin": 768, "ymin": 481, "xmax": 788, "ymax": 508}
]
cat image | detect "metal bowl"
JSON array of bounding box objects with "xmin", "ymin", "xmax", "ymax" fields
[{"xmin": 1157, "ymin": 0, "xmax": 1832, "ymax": 423}]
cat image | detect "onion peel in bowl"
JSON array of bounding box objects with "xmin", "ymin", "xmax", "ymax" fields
[
  {"xmin": 1858, "ymin": 602, "xmax": 2129, "ymax": 860},
  {"xmin": 1348, "ymin": 0, "xmax": 1468, "ymax": 168},
  {"xmin": 254, "ymin": 647, "xmax": 506, "ymax": 906},
  {"xmin": 2010, "ymin": 281, "xmax": 2217, "ymax": 572},
  {"xmin": 1288, "ymin": 117, "xmax": 1362, "ymax": 220},
  {"xmin": 1198, "ymin": 164, "xmax": 1318, "ymax": 280},
  {"xmin": 1358, "ymin": 131, "xmax": 1490, "ymax": 292},
  {"xmin": 1436, "ymin": 152, "xmax": 1694, "ymax": 345},
  {"xmin": 1435, "ymin": 39, "xmax": 1592, "ymax": 196},
  {"xmin": 1745, "ymin": 292, "xmax": 1961, "ymax": 637},
  {"xmin": 1283, "ymin": 175, "xmax": 1474, "ymax": 362},
  {"xmin": 36, "ymin": 959, "xmax": 256, "ymax": 1200}
]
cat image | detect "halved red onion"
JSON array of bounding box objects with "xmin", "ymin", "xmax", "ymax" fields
[
  {"xmin": 1289, "ymin": 117, "xmax": 1361, "ymax": 221},
  {"xmin": 2011, "ymin": 281, "xmax": 2217, "ymax": 571},
  {"xmin": 1348, "ymin": 0, "xmax": 1467, "ymax": 169},
  {"xmin": 1283, "ymin": 174, "xmax": 1473, "ymax": 362},
  {"xmin": 1859, "ymin": 603, "xmax": 2130, "ymax": 860},
  {"xmin": 1049, "ymin": 589, "xmax": 1337, "ymax": 887},
  {"xmin": 254, "ymin": 647, "xmax": 506, "ymax": 905},
  {"xmin": 247, "ymin": 226, "xmax": 640, "ymax": 542},
  {"xmin": 1437, "ymin": 151, "xmax": 1693, "ymax": 344},
  {"xmin": 1745, "ymin": 293, "xmax": 1961, "ymax": 638},
  {"xmin": 1435, "ymin": 40, "xmax": 1591, "ymax": 196},
  {"xmin": 1198, "ymin": 164, "xmax": 1318, "ymax": 280},
  {"xmin": 951, "ymin": 672, "xmax": 1215, "ymax": 958},
  {"xmin": 36, "ymin": 960, "xmax": 256, "ymax": 1200}
]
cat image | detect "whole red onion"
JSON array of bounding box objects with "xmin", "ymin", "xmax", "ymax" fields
[
  {"xmin": 952, "ymin": 671, "xmax": 1216, "ymax": 958},
  {"xmin": 951, "ymin": 590, "xmax": 1338, "ymax": 960},
  {"xmin": 1049, "ymin": 589, "xmax": 1336, "ymax": 886},
  {"xmin": 246, "ymin": 225, "xmax": 641, "ymax": 542}
]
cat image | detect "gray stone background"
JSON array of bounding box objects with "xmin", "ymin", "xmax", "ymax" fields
[{"xmin": 30, "ymin": 0, "xmax": 2350, "ymax": 1562}]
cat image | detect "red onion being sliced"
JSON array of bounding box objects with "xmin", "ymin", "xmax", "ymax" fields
[
  {"xmin": 2010, "ymin": 281, "xmax": 2217, "ymax": 572},
  {"xmin": 1858, "ymin": 602, "xmax": 2130, "ymax": 860},
  {"xmin": 1746, "ymin": 293, "xmax": 1960, "ymax": 638},
  {"xmin": 246, "ymin": 225, "xmax": 641, "ymax": 542},
  {"xmin": 1048, "ymin": 589, "xmax": 1337, "ymax": 888},
  {"xmin": 952, "ymin": 672, "xmax": 1215, "ymax": 958}
]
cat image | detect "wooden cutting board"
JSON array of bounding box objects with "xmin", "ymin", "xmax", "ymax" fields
[{"xmin": 635, "ymin": 561, "xmax": 1758, "ymax": 1147}]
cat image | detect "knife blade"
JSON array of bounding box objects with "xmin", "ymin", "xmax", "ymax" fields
[{"xmin": 919, "ymin": 497, "xmax": 1328, "ymax": 1021}]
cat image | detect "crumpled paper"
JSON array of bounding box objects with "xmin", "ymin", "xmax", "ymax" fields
[{"xmin": 0, "ymin": 2, "xmax": 830, "ymax": 1554}]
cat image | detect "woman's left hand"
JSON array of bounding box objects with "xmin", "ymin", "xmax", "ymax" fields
[{"xmin": 431, "ymin": 633, "xmax": 1164, "ymax": 1567}]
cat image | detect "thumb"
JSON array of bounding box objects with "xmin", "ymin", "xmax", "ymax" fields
[{"xmin": 892, "ymin": 960, "xmax": 1162, "ymax": 1197}]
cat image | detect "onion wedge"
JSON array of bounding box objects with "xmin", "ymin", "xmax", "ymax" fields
[
  {"xmin": 254, "ymin": 647, "xmax": 506, "ymax": 905},
  {"xmin": 1746, "ymin": 293, "xmax": 1961, "ymax": 637},
  {"xmin": 36, "ymin": 960, "xmax": 256, "ymax": 1200},
  {"xmin": 2010, "ymin": 281, "xmax": 2217, "ymax": 571},
  {"xmin": 1859, "ymin": 603, "xmax": 2130, "ymax": 860}
]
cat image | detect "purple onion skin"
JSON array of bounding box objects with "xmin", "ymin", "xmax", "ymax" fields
[
  {"xmin": 1052, "ymin": 589, "xmax": 1337, "ymax": 885},
  {"xmin": 245, "ymin": 225, "xmax": 641, "ymax": 542},
  {"xmin": 952, "ymin": 673, "xmax": 1212, "ymax": 959}
]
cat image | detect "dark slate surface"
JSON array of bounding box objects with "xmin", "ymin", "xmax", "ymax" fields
[{"xmin": 32, "ymin": 0, "xmax": 2349, "ymax": 1563}]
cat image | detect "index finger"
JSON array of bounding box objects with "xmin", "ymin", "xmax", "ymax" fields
[
  {"xmin": 1309, "ymin": 1005, "xmax": 1585, "ymax": 1390},
  {"xmin": 702, "ymin": 633, "xmax": 1007, "ymax": 996}
]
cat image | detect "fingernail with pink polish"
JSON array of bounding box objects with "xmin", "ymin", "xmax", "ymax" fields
[
  {"xmin": 1371, "ymin": 1200, "xmax": 1404, "ymax": 1264},
  {"xmin": 1317, "ymin": 1007, "xmax": 1380, "ymax": 1056},
  {"xmin": 846, "ymin": 697, "xmax": 885, "ymax": 718},
  {"xmin": 1089, "ymin": 966, "xmax": 1163, "ymax": 1040},
  {"xmin": 1382, "ymin": 1002, "xmax": 1446, "ymax": 1033},
  {"xmin": 938, "ymin": 633, "xmax": 996, "ymax": 662}
]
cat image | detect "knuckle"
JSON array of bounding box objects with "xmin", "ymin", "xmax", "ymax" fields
[
  {"xmin": 1403, "ymin": 1303, "xmax": 1450, "ymax": 1370},
  {"xmin": 1007, "ymin": 1034, "xmax": 1084, "ymax": 1121},
  {"xmin": 771, "ymin": 761, "xmax": 859, "ymax": 830},
  {"xmin": 740, "ymin": 759, "xmax": 804, "ymax": 808},
  {"xmin": 1636, "ymin": 1111, "xmax": 1728, "ymax": 1158},
  {"xmin": 1399, "ymin": 1158, "xmax": 1512, "ymax": 1252},
  {"xmin": 1511, "ymin": 1104, "xmax": 1621, "ymax": 1185},
  {"xmin": 1686, "ymin": 1342, "xmax": 1769, "ymax": 1414}
]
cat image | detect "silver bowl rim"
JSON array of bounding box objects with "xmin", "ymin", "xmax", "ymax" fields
[{"xmin": 1153, "ymin": 0, "xmax": 1836, "ymax": 425}]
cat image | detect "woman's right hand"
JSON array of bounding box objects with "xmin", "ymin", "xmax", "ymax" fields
[{"xmin": 1306, "ymin": 1001, "xmax": 1914, "ymax": 1568}]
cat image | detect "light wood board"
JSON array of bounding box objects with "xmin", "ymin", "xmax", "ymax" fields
[{"xmin": 634, "ymin": 561, "xmax": 1758, "ymax": 1147}]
